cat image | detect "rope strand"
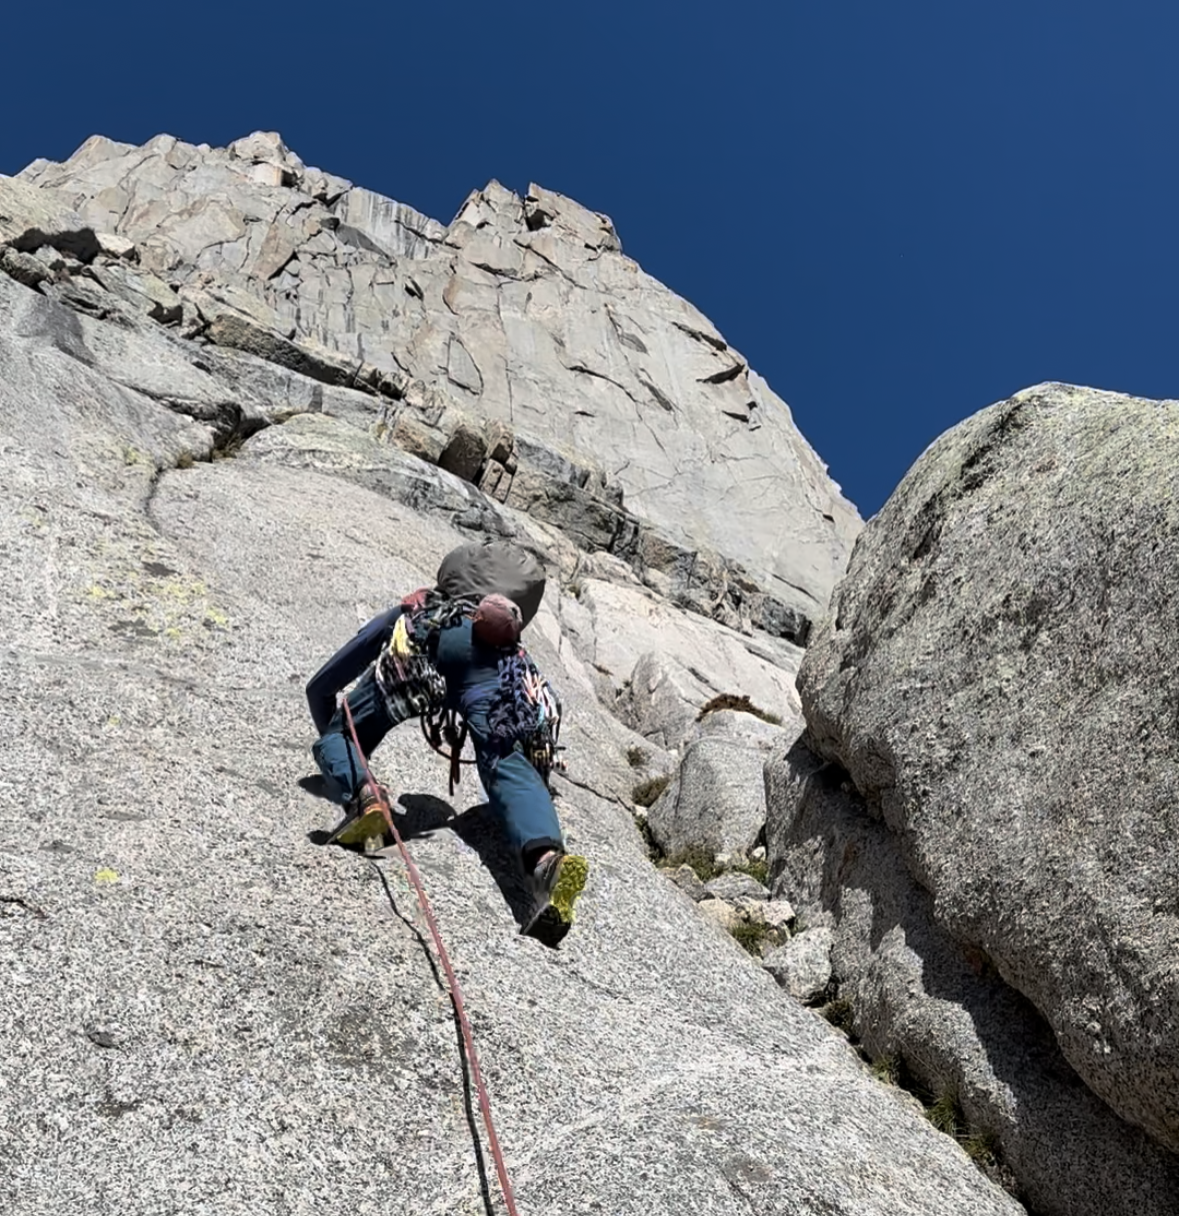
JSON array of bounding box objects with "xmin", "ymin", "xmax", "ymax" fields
[{"xmin": 341, "ymin": 696, "xmax": 521, "ymax": 1216}]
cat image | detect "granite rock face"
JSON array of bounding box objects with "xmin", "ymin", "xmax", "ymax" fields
[
  {"xmin": 0, "ymin": 173, "xmax": 100, "ymax": 260},
  {"xmin": 0, "ymin": 162, "xmax": 1019, "ymax": 1215},
  {"xmin": 773, "ymin": 383, "xmax": 1179, "ymax": 1215},
  {"xmin": 648, "ymin": 709, "xmax": 788, "ymax": 860},
  {"xmin": 19, "ymin": 131, "xmax": 861, "ymax": 625},
  {"xmin": 578, "ymin": 579, "xmax": 805, "ymax": 753}
]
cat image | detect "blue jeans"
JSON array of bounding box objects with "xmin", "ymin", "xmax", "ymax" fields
[
  {"xmin": 312, "ymin": 668, "xmax": 400, "ymax": 806},
  {"xmin": 311, "ymin": 671, "xmax": 563, "ymax": 864},
  {"xmin": 466, "ymin": 704, "xmax": 563, "ymax": 864}
]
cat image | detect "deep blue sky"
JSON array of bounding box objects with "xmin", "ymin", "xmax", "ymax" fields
[{"xmin": 3, "ymin": 1, "xmax": 1177, "ymax": 518}]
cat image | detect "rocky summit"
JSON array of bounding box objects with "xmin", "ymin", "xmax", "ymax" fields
[
  {"xmin": 16, "ymin": 130, "xmax": 860, "ymax": 637},
  {"xmin": 0, "ymin": 132, "xmax": 1032, "ymax": 1216}
]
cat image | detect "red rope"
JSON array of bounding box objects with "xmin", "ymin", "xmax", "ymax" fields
[{"xmin": 340, "ymin": 697, "xmax": 521, "ymax": 1216}]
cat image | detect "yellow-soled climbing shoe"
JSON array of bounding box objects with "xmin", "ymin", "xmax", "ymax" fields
[
  {"xmin": 328, "ymin": 784, "xmax": 389, "ymax": 852},
  {"xmin": 522, "ymin": 852, "xmax": 589, "ymax": 948}
]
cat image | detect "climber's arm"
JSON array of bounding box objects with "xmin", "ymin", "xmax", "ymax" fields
[{"xmin": 305, "ymin": 605, "xmax": 404, "ymax": 735}]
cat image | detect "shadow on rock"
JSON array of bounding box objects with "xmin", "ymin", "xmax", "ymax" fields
[
  {"xmin": 449, "ymin": 800, "xmax": 533, "ymax": 929},
  {"xmin": 765, "ymin": 736, "xmax": 1179, "ymax": 1216},
  {"xmin": 297, "ymin": 774, "xmax": 335, "ymax": 803},
  {"xmin": 301, "ymin": 785, "xmax": 530, "ymax": 926},
  {"xmin": 304, "ymin": 789, "xmax": 457, "ymax": 849}
]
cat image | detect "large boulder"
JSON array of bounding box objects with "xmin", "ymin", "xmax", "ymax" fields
[
  {"xmin": 648, "ymin": 709, "xmax": 786, "ymax": 859},
  {"xmin": 794, "ymin": 384, "xmax": 1179, "ymax": 1162},
  {"xmin": 616, "ymin": 649, "xmax": 708, "ymax": 749}
]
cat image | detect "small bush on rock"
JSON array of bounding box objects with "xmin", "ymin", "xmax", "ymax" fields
[
  {"xmin": 626, "ymin": 745, "xmax": 649, "ymax": 768},
  {"xmin": 963, "ymin": 1129, "xmax": 999, "ymax": 1167},
  {"xmin": 635, "ymin": 814, "xmax": 661, "ymax": 861},
  {"xmin": 696, "ymin": 693, "xmax": 782, "ymax": 726},
  {"xmin": 665, "ymin": 845, "xmax": 722, "ymax": 883},
  {"xmin": 889, "ymin": 1066, "xmax": 1017, "ymax": 1197},
  {"xmin": 729, "ymin": 919, "xmax": 774, "ymax": 956},
  {"xmin": 819, "ymin": 997, "xmax": 855, "ymax": 1034},
  {"xmin": 632, "ymin": 775, "xmax": 670, "ymax": 807},
  {"xmin": 728, "ymin": 856, "xmax": 769, "ymax": 886},
  {"xmin": 870, "ymin": 1054, "xmax": 901, "ymax": 1085},
  {"xmin": 213, "ymin": 430, "xmax": 247, "ymax": 460},
  {"xmin": 926, "ymin": 1090, "xmax": 964, "ymax": 1138}
]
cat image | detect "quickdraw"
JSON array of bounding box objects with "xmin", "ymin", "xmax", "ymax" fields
[{"xmin": 486, "ymin": 648, "xmax": 566, "ymax": 787}]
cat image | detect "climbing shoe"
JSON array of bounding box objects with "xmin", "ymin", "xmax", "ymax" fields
[
  {"xmin": 328, "ymin": 782, "xmax": 389, "ymax": 851},
  {"xmin": 522, "ymin": 850, "xmax": 589, "ymax": 948}
]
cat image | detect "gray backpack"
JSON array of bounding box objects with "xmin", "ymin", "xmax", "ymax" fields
[{"xmin": 435, "ymin": 541, "xmax": 547, "ymax": 626}]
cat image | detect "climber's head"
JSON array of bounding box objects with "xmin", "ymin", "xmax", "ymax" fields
[{"xmin": 472, "ymin": 594, "xmax": 523, "ymax": 649}]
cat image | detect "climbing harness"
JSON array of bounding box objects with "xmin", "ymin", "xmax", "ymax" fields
[
  {"xmin": 380, "ymin": 591, "xmax": 567, "ymax": 791},
  {"xmin": 420, "ymin": 703, "xmax": 475, "ymax": 796},
  {"xmin": 340, "ymin": 696, "xmax": 521, "ymax": 1216},
  {"xmin": 389, "ymin": 592, "xmax": 482, "ymax": 795}
]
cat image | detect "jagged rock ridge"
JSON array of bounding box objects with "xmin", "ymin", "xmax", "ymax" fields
[{"xmin": 18, "ymin": 130, "xmax": 860, "ymax": 635}]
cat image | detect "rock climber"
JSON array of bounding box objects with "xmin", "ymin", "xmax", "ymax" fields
[{"xmin": 304, "ymin": 543, "xmax": 589, "ymax": 945}]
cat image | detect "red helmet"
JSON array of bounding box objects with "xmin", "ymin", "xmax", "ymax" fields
[{"xmin": 472, "ymin": 594, "xmax": 523, "ymax": 649}]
